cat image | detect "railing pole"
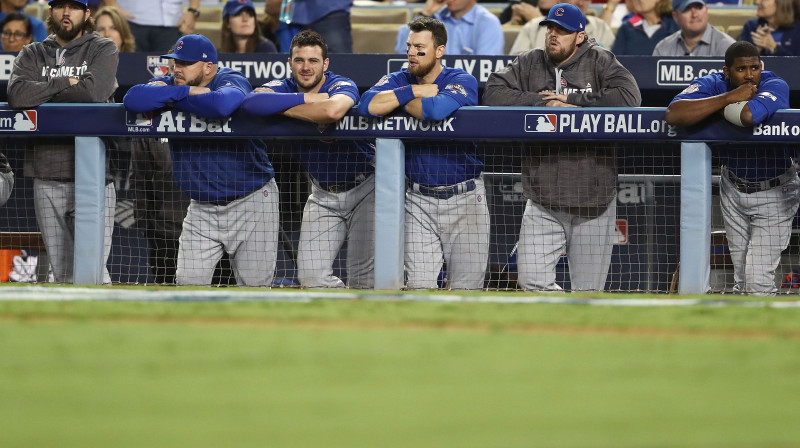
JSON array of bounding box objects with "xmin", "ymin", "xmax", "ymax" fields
[
  {"xmin": 73, "ymin": 136, "xmax": 106, "ymax": 285},
  {"xmin": 679, "ymin": 142, "xmax": 711, "ymax": 294},
  {"xmin": 373, "ymin": 138, "xmax": 405, "ymax": 289}
]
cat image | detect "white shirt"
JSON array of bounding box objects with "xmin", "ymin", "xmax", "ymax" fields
[{"xmin": 116, "ymin": 0, "xmax": 184, "ymax": 27}]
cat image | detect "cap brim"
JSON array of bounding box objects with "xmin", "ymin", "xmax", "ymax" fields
[
  {"xmin": 540, "ymin": 19, "xmax": 581, "ymax": 32},
  {"xmin": 225, "ymin": 5, "xmax": 254, "ymax": 18},
  {"xmin": 160, "ymin": 53, "xmax": 201, "ymax": 63}
]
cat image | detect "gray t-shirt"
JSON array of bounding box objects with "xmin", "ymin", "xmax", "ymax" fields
[{"xmin": 653, "ymin": 25, "xmax": 736, "ymax": 57}]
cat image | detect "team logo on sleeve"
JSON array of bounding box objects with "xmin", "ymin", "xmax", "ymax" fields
[
  {"xmin": 758, "ymin": 91, "xmax": 778, "ymax": 102},
  {"xmin": 263, "ymin": 80, "xmax": 283, "ymax": 87},
  {"xmin": 329, "ymin": 80, "xmax": 352, "ymax": 92},
  {"xmin": 375, "ymin": 75, "xmax": 390, "ymax": 86},
  {"xmin": 445, "ymin": 83, "xmax": 467, "ymax": 97},
  {"xmin": 679, "ymin": 83, "xmax": 700, "ymax": 95}
]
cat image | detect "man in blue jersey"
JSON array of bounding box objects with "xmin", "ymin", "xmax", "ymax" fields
[
  {"xmin": 666, "ymin": 41, "xmax": 799, "ymax": 294},
  {"xmin": 241, "ymin": 30, "xmax": 375, "ymax": 288},
  {"xmin": 359, "ymin": 17, "xmax": 489, "ymax": 290},
  {"xmin": 123, "ymin": 34, "xmax": 279, "ymax": 286}
]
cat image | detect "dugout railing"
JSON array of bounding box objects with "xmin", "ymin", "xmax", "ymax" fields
[{"xmin": 3, "ymin": 104, "xmax": 800, "ymax": 293}]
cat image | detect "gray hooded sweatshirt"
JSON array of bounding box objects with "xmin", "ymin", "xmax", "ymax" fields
[
  {"xmin": 7, "ymin": 31, "xmax": 119, "ymax": 180},
  {"xmin": 483, "ymin": 38, "xmax": 641, "ymax": 215}
]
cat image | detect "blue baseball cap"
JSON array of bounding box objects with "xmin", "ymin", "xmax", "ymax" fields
[
  {"xmin": 540, "ymin": 3, "xmax": 586, "ymax": 33},
  {"xmin": 162, "ymin": 34, "xmax": 218, "ymax": 64},
  {"xmin": 48, "ymin": 0, "xmax": 89, "ymax": 7},
  {"xmin": 672, "ymin": 0, "xmax": 705, "ymax": 11},
  {"xmin": 223, "ymin": 0, "xmax": 255, "ymax": 19}
]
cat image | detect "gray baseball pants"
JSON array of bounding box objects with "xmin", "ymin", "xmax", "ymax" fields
[
  {"xmin": 517, "ymin": 198, "xmax": 616, "ymax": 291},
  {"xmin": 720, "ymin": 167, "xmax": 800, "ymax": 295},
  {"xmin": 297, "ymin": 175, "xmax": 375, "ymax": 288},
  {"xmin": 176, "ymin": 179, "xmax": 279, "ymax": 286}
]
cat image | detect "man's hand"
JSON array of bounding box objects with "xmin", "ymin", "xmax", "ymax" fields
[
  {"xmin": 421, "ymin": 0, "xmax": 447, "ymax": 16},
  {"xmin": 510, "ymin": 2, "xmax": 540, "ymax": 25},
  {"xmin": 727, "ymin": 83, "xmax": 758, "ymax": 104},
  {"xmin": 177, "ymin": 11, "xmax": 197, "ymax": 34},
  {"xmin": 539, "ymin": 91, "xmax": 575, "ymax": 106},
  {"xmin": 188, "ymin": 86, "xmax": 211, "ymax": 96},
  {"xmin": 412, "ymin": 84, "xmax": 439, "ymax": 98},
  {"xmin": 751, "ymin": 25, "xmax": 777, "ymax": 53},
  {"xmin": 68, "ymin": 77, "xmax": 79, "ymax": 86},
  {"xmin": 253, "ymin": 87, "xmax": 275, "ymax": 93}
]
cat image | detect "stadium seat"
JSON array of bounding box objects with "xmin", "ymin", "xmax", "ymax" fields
[
  {"xmin": 194, "ymin": 22, "xmax": 222, "ymax": 48},
  {"xmin": 23, "ymin": 4, "xmax": 40, "ymax": 19},
  {"xmin": 196, "ymin": 7, "xmax": 223, "ymax": 23},
  {"xmin": 502, "ymin": 25, "xmax": 522, "ymax": 55},
  {"xmin": 707, "ymin": 9, "xmax": 755, "ymax": 30},
  {"xmin": 726, "ymin": 25, "xmax": 743, "ymax": 40},
  {"xmin": 352, "ymin": 24, "xmax": 401, "ymax": 54},
  {"xmin": 351, "ymin": 8, "xmax": 410, "ymax": 24}
]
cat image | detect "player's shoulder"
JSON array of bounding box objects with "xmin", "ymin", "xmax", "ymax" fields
[
  {"xmin": 761, "ymin": 70, "xmax": 788, "ymax": 85},
  {"xmin": 323, "ymin": 71, "xmax": 357, "ymax": 90},
  {"xmin": 439, "ymin": 66, "xmax": 477, "ymax": 85}
]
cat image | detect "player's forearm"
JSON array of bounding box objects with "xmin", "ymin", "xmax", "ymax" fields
[
  {"xmin": 123, "ymin": 84, "xmax": 190, "ymax": 112},
  {"xmin": 404, "ymin": 98, "xmax": 424, "ymax": 120},
  {"xmin": 665, "ymin": 96, "xmax": 730, "ymax": 126},
  {"xmin": 175, "ymin": 89, "xmax": 244, "ymax": 118},
  {"xmin": 282, "ymin": 101, "xmax": 351, "ymax": 124},
  {"xmin": 360, "ymin": 90, "xmax": 401, "ymax": 117}
]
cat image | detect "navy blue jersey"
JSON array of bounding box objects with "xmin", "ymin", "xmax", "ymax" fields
[
  {"xmin": 123, "ymin": 67, "xmax": 274, "ymax": 203},
  {"xmin": 360, "ymin": 66, "xmax": 482, "ymax": 187},
  {"xmin": 249, "ymin": 71, "xmax": 375, "ymax": 186},
  {"xmin": 671, "ymin": 70, "xmax": 796, "ymax": 180}
]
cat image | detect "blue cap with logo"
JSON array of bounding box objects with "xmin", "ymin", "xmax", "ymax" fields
[
  {"xmin": 540, "ymin": 3, "xmax": 586, "ymax": 33},
  {"xmin": 672, "ymin": 0, "xmax": 705, "ymax": 11},
  {"xmin": 223, "ymin": 0, "xmax": 255, "ymax": 19},
  {"xmin": 47, "ymin": 0, "xmax": 89, "ymax": 7},
  {"xmin": 162, "ymin": 34, "xmax": 218, "ymax": 64}
]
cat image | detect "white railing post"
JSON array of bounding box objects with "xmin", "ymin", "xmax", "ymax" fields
[{"xmin": 373, "ymin": 138, "xmax": 405, "ymax": 289}]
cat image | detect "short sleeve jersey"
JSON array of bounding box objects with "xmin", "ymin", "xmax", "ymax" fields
[
  {"xmin": 364, "ymin": 66, "xmax": 482, "ymax": 186},
  {"xmin": 262, "ymin": 71, "xmax": 375, "ymax": 187}
]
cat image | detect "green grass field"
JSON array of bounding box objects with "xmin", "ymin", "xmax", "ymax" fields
[{"xmin": 2, "ymin": 289, "xmax": 800, "ymax": 448}]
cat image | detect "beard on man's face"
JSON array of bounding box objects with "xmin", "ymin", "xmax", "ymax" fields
[
  {"xmin": 55, "ymin": 15, "xmax": 85, "ymax": 41},
  {"xmin": 409, "ymin": 57, "xmax": 436, "ymax": 78}
]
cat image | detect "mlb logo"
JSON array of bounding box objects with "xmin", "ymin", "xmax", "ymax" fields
[
  {"xmin": 126, "ymin": 111, "xmax": 152, "ymax": 127},
  {"xmin": 0, "ymin": 110, "xmax": 37, "ymax": 132},
  {"xmin": 147, "ymin": 55, "xmax": 171, "ymax": 78},
  {"xmin": 524, "ymin": 114, "xmax": 557, "ymax": 133},
  {"xmin": 615, "ymin": 219, "xmax": 628, "ymax": 244}
]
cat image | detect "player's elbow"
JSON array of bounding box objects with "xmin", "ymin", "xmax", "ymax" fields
[{"xmin": 664, "ymin": 107, "xmax": 689, "ymax": 126}]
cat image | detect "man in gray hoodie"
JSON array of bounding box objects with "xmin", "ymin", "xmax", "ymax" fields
[
  {"xmin": 7, "ymin": 0, "xmax": 119, "ymax": 283},
  {"xmin": 483, "ymin": 3, "xmax": 641, "ymax": 291}
]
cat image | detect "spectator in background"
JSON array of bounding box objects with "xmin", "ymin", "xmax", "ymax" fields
[
  {"xmin": 94, "ymin": 6, "xmax": 134, "ymax": 52},
  {"xmin": 510, "ymin": 0, "xmax": 615, "ymax": 53},
  {"xmin": 221, "ymin": 0, "xmax": 277, "ymax": 53},
  {"xmin": 612, "ymin": 0, "xmax": 679, "ymax": 54},
  {"xmin": 741, "ymin": 0, "xmax": 800, "ymax": 55},
  {"xmin": 266, "ymin": 0, "xmax": 354, "ymax": 53},
  {"xmin": 0, "ymin": 12, "xmax": 32, "ymax": 52},
  {"xmin": 394, "ymin": 0, "xmax": 503, "ymax": 55},
  {"xmin": 0, "ymin": 0, "xmax": 47, "ymax": 46},
  {"xmin": 499, "ymin": 0, "xmax": 540, "ymax": 25},
  {"xmin": 653, "ymin": 0, "xmax": 735, "ymax": 56},
  {"xmin": 101, "ymin": 0, "xmax": 200, "ymax": 52}
]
